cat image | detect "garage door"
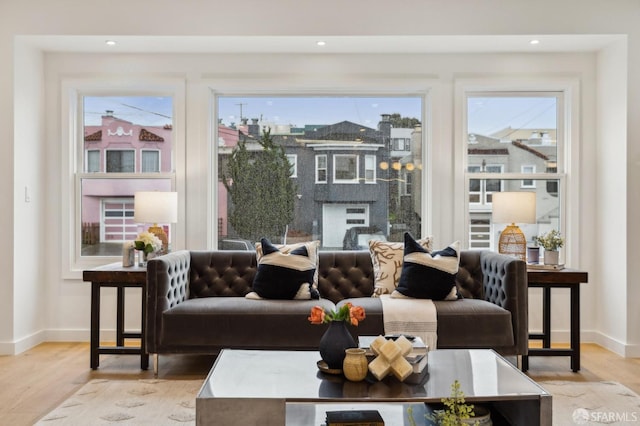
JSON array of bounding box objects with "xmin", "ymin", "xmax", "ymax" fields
[{"xmin": 322, "ymin": 204, "xmax": 369, "ymax": 248}]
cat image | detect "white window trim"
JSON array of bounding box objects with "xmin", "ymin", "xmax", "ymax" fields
[
  {"xmin": 60, "ymin": 78, "xmax": 186, "ymax": 278},
  {"xmin": 333, "ymin": 153, "xmax": 359, "ymax": 184},
  {"xmin": 455, "ymin": 78, "xmax": 577, "ymax": 258}
]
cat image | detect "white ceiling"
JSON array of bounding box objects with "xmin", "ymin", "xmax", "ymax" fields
[{"xmin": 22, "ymin": 34, "xmax": 624, "ymax": 54}]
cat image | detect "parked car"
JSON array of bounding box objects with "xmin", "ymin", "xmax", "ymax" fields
[
  {"xmin": 221, "ymin": 239, "xmax": 255, "ymax": 250},
  {"xmin": 342, "ymin": 226, "xmax": 387, "ymax": 250}
]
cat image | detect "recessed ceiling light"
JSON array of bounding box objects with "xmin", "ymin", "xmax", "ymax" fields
[
  {"xmin": 316, "ymin": 41, "xmax": 326, "ymax": 46},
  {"xmin": 530, "ymin": 39, "xmax": 540, "ymax": 45},
  {"xmin": 105, "ymin": 40, "xmax": 117, "ymax": 46}
]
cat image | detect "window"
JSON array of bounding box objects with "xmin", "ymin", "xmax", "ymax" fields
[
  {"xmin": 86, "ymin": 150, "xmax": 100, "ymax": 172},
  {"xmin": 286, "ymin": 154, "xmax": 297, "ymax": 178},
  {"xmin": 334, "ymin": 154, "xmax": 359, "ymax": 183},
  {"xmin": 521, "ymin": 165, "xmax": 536, "ymax": 188},
  {"xmin": 468, "ymin": 164, "xmax": 503, "ymax": 205},
  {"xmin": 142, "ymin": 150, "xmax": 160, "ymax": 172},
  {"xmin": 364, "ymin": 155, "xmax": 376, "ymax": 183},
  {"xmin": 216, "ymin": 95, "xmax": 423, "ymax": 249},
  {"xmin": 106, "ymin": 150, "xmax": 135, "ymax": 173},
  {"xmin": 465, "ymin": 91, "xmax": 565, "ymax": 250},
  {"xmin": 76, "ymin": 94, "xmax": 175, "ymax": 259},
  {"xmin": 316, "ymin": 155, "xmax": 327, "ymax": 183}
]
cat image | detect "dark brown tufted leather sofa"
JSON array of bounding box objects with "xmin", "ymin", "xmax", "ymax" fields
[{"xmin": 145, "ymin": 249, "xmax": 527, "ymax": 370}]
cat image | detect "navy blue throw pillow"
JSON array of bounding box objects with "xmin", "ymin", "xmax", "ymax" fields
[
  {"xmin": 396, "ymin": 232, "xmax": 461, "ymax": 300},
  {"xmin": 251, "ymin": 238, "xmax": 319, "ymax": 300}
]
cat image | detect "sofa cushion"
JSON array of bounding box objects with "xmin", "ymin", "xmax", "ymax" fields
[
  {"xmin": 433, "ymin": 299, "xmax": 514, "ymax": 348},
  {"xmin": 161, "ymin": 297, "xmax": 336, "ymax": 349},
  {"xmin": 251, "ymin": 238, "xmax": 319, "ymax": 299},
  {"xmin": 368, "ymin": 237, "xmax": 433, "ymax": 296},
  {"xmin": 256, "ymin": 239, "xmax": 320, "ymax": 289},
  {"xmin": 396, "ymin": 233, "xmax": 460, "ymax": 300}
]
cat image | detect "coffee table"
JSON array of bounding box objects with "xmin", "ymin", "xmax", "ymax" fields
[{"xmin": 196, "ymin": 349, "xmax": 551, "ymax": 425}]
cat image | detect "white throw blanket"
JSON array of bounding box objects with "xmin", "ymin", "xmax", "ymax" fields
[{"xmin": 379, "ymin": 293, "xmax": 437, "ymax": 350}]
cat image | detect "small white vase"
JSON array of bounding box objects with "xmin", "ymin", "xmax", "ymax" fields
[{"xmin": 544, "ymin": 250, "xmax": 560, "ymax": 265}]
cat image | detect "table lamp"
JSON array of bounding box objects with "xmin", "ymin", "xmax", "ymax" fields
[
  {"xmin": 492, "ymin": 192, "xmax": 536, "ymax": 261},
  {"xmin": 134, "ymin": 191, "xmax": 178, "ymax": 254}
]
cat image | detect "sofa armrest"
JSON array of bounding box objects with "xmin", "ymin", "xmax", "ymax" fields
[
  {"xmin": 480, "ymin": 251, "xmax": 528, "ymax": 356},
  {"xmin": 145, "ymin": 250, "xmax": 191, "ymax": 353}
]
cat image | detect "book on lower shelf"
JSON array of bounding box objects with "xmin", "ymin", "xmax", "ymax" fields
[{"xmin": 325, "ymin": 409, "xmax": 384, "ymax": 426}]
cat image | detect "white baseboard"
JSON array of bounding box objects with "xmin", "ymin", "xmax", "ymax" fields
[
  {"xmin": 0, "ymin": 328, "xmax": 139, "ymax": 355},
  {"xmin": 529, "ymin": 329, "xmax": 639, "ymax": 358}
]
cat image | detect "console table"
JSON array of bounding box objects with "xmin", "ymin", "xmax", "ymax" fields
[
  {"xmin": 523, "ymin": 267, "xmax": 588, "ymax": 372},
  {"xmin": 83, "ymin": 263, "xmax": 148, "ymax": 370}
]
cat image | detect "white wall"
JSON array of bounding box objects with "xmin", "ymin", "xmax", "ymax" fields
[
  {"xmin": 13, "ymin": 41, "xmax": 47, "ymax": 352},
  {"xmin": 1, "ymin": 0, "xmax": 639, "ymax": 356}
]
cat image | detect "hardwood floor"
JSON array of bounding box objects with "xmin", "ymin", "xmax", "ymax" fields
[{"xmin": 0, "ymin": 342, "xmax": 638, "ymax": 425}]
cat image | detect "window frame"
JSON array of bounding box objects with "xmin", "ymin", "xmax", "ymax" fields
[
  {"xmin": 141, "ymin": 149, "xmax": 161, "ymax": 173},
  {"xmin": 105, "ymin": 149, "xmax": 136, "ymax": 173},
  {"xmin": 521, "ymin": 165, "xmax": 536, "ymax": 188},
  {"xmin": 457, "ymin": 82, "xmax": 575, "ymax": 254},
  {"xmin": 286, "ymin": 154, "xmax": 298, "ymax": 178},
  {"xmin": 61, "ymin": 78, "xmax": 185, "ymax": 277},
  {"xmin": 364, "ymin": 154, "xmax": 376, "ymax": 184},
  {"xmin": 333, "ymin": 153, "xmax": 359, "ymax": 184},
  {"xmin": 315, "ymin": 154, "xmax": 327, "ymax": 184}
]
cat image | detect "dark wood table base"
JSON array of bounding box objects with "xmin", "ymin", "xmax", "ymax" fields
[
  {"xmin": 523, "ymin": 268, "xmax": 588, "ymax": 372},
  {"xmin": 84, "ymin": 263, "xmax": 148, "ymax": 370}
]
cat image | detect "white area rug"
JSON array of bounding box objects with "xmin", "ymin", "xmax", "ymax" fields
[
  {"xmin": 37, "ymin": 379, "xmax": 640, "ymax": 425},
  {"xmin": 540, "ymin": 381, "xmax": 640, "ymax": 425},
  {"xmin": 36, "ymin": 379, "xmax": 201, "ymax": 425}
]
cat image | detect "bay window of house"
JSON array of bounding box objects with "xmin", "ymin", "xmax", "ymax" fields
[
  {"xmin": 334, "ymin": 154, "xmax": 359, "ymax": 183},
  {"xmin": 75, "ymin": 94, "xmax": 175, "ymax": 261},
  {"xmin": 465, "ymin": 91, "xmax": 565, "ymax": 251},
  {"xmin": 215, "ymin": 95, "xmax": 424, "ymax": 250}
]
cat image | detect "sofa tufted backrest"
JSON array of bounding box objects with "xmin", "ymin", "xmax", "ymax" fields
[
  {"xmin": 189, "ymin": 251, "xmax": 257, "ymax": 298},
  {"xmin": 457, "ymin": 251, "xmax": 484, "ymax": 299},
  {"xmin": 185, "ymin": 249, "xmax": 484, "ymax": 302}
]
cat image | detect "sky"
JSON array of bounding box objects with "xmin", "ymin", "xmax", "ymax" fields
[{"xmin": 83, "ymin": 94, "xmax": 557, "ymax": 135}]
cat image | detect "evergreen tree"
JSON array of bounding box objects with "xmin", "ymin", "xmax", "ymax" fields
[
  {"xmin": 388, "ymin": 113, "xmax": 420, "ymax": 128},
  {"xmin": 222, "ymin": 129, "xmax": 296, "ymax": 242}
]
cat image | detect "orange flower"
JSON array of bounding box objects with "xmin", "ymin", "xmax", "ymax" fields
[
  {"xmin": 349, "ymin": 305, "xmax": 366, "ymax": 326},
  {"xmin": 308, "ymin": 303, "xmax": 366, "ymax": 326},
  {"xmin": 308, "ymin": 305, "xmax": 326, "ymax": 324}
]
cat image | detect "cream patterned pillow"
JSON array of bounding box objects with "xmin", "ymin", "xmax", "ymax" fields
[{"xmin": 369, "ymin": 237, "xmax": 433, "ymax": 296}]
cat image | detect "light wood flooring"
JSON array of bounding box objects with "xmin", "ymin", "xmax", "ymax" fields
[{"xmin": 0, "ymin": 342, "xmax": 639, "ymax": 425}]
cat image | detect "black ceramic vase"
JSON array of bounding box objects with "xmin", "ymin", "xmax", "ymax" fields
[{"xmin": 319, "ymin": 321, "xmax": 357, "ymax": 369}]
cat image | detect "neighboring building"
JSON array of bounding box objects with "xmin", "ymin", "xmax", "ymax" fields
[
  {"xmin": 82, "ymin": 112, "xmax": 172, "ymax": 246},
  {"xmin": 467, "ymin": 128, "xmax": 559, "ymax": 249}
]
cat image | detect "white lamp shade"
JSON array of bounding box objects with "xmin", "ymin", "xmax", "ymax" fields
[
  {"xmin": 492, "ymin": 192, "xmax": 536, "ymax": 224},
  {"xmin": 134, "ymin": 191, "xmax": 178, "ymax": 224}
]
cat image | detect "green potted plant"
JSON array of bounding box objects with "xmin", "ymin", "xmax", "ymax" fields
[
  {"xmin": 409, "ymin": 380, "xmax": 490, "ymax": 425},
  {"xmin": 533, "ymin": 229, "xmax": 564, "ymax": 265}
]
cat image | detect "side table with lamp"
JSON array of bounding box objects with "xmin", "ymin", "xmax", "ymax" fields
[{"xmin": 83, "ymin": 191, "xmax": 178, "ymax": 370}]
